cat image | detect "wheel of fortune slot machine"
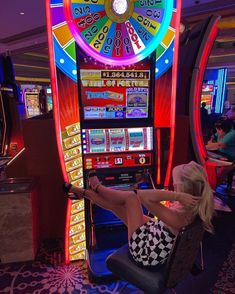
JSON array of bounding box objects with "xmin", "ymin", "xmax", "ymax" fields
[{"xmin": 46, "ymin": 0, "xmax": 181, "ymax": 282}]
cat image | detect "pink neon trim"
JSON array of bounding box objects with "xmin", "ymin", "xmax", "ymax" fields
[
  {"xmin": 156, "ymin": 129, "xmax": 161, "ymax": 184},
  {"xmin": 193, "ymin": 21, "xmax": 219, "ymax": 164},
  {"xmin": 45, "ymin": 0, "xmax": 70, "ymax": 264},
  {"xmin": 164, "ymin": 0, "xmax": 182, "ymax": 187}
]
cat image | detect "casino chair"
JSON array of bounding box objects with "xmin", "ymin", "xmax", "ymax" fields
[{"xmin": 106, "ymin": 216, "xmax": 204, "ymax": 294}]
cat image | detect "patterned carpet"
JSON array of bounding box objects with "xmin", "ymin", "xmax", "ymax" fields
[
  {"xmin": 1, "ymin": 184, "xmax": 235, "ymax": 294},
  {"xmin": 211, "ymin": 182, "xmax": 235, "ymax": 294},
  {"xmin": 1, "ymin": 236, "xmax": 235, "ymax": 294},
  {"xmin": 212, "ymin": 240, "xmax": 235, "ymax": 294},
  {"xmin": 205, "ymin": 181, "xmax": 235, "ymax": 294},
  {"xmin": 0, "ymin": 240, "xmax": 139, "ymax": 294}
]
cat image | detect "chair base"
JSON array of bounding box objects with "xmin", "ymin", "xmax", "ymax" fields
[{"xmin": 87, "ymin": 248, "xmax": 117, "ymax": 283}]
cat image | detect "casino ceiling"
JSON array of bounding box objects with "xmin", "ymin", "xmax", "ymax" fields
[{"xmin": 0, "ymin": 0, "xmax": 234, "ymax": 88}]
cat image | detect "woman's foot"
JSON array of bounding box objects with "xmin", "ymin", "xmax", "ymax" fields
[
  {"xmin": 63, "ymin": 182, "xmax": 85, "ymax": 200},
  {"xmin": 88, "ymin": 170, "xmax": 102, "ymax": 193},
  {"xmin": 62, "ymin": 182, "xmax": 72, "ymax": 193}
]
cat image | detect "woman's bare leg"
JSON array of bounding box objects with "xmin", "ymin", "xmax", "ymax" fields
[
  {"xmin": 89, "ymin": 175, "xmax": 136, "ymax": 205},
  {"xmin": 70, "ymin": 185, "xmax": 150, "ymax": 238},
  {"xmin": 70, "ymin": 185, "xmax": 128, "ymax": 224}
]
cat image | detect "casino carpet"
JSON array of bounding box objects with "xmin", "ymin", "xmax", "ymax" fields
[
  {"xmin": 0, "ymin": 186, "xmax": 235, "ymax": 294},
  {"xmin": 209, "ymin": 181, "xmax": 235, "ymax": 294},
  {"xmin": 0, "ymin": 239, "xmax": 141, "ymax": 294},
  {"xmin": 212, "ymin": 240, "xmax": 235, "ymax": 294}
]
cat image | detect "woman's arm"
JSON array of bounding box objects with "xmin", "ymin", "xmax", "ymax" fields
[
  {"xmin": 140, "ymin": 201, "xmax": 187, "ymax": 230},
  {"xmin": 136, "ymin": 189, "xmax": 200, "ymax": 230},
  {"xmin": 136, "ymin": 189, "xmax": 199, "ymax": 204},
  {"xmin": 206, "ymin": 141, "xmax": 226, "ymax": 149}
]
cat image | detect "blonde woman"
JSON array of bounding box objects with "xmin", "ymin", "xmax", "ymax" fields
[{"xmin": 63, "ymin": 161, "xmax": 214, "ymax": 267}]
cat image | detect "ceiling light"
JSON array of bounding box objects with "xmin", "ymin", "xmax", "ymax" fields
[{"xmin": 20, "ymin": 12, "xmax": 25, "ymax": 15}]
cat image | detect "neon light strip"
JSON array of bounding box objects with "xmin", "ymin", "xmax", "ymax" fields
[
  {"xmin": 156, "ymin": 129, "xmax": 161, "ymax": 184},
  {"xmin": 220, "ymin": 68, "xmax": 227, "ymax": 113},
  {"xmin": 164, "ymin": 0, "xmax": 182, "ymax": 187},
  {"xmin": 0, "ymin": 91, "xmax": 7, "ymax": 155},
  {"xmin": 215, "ymin": 69, "xmax": 223, "ymax": 113},
  {"xmin": 208, "ymin": 68, "xmax": 227, "ymax": 114},
  {"xmin": 46, "ymin": 0, "xmax": 70, "ymax": 264},
  {"xmin": 215, "ymin": 68, "xmax": 227, "ymax": 113},
  {"xmin": 206, "ymin": 79, "xmax": 215, "ymax": 111},
  {"xmin": 193, "ymin": 21, "xmax": 219, "ymax": 164}
]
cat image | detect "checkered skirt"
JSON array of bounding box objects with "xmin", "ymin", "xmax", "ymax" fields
[{"xmin": 129, "ymin": 219, "xmax": 176, "ymax": 267}]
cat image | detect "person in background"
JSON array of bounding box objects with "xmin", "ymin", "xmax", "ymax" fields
[
  {"xmin": 224, "ymin": 105, "xmax": 235, "ymax": 130},
  {"xmin": 207, "ymin": 118, "xmax": 235, "ymax": 187},
  {"xmin": 63, "ymin": 161, "xmax": 214, "ymax": 267},
  {"xmin": 39, "ymin": 89, "xmax": 47, "ymax": 114},
  {"xmin": 207, "ymin": 119, "xmax": 235, "ymax": 161},
  {"xmin": 200, "ymin": 102, "xmax": 209, "ymax": 138},
  {"xmin": 208, "ymin": 108, "xmax": 220, "ymax": 138},
  {"xmin": 223, "ymin": 100, "xmax": 230, "ymax": 114},
  {"xmin": 225, "ymin": 105, "xmax": 235, "ymax": 120}
]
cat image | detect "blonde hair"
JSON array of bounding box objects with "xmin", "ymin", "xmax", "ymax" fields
[{"xmin": 172, "ymin": 161, "xmax": 214, "ymax": 233}]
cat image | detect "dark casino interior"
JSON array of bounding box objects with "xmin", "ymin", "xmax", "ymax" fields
[{"xmin": 0, "ymin": 0, "xmax": 235, "ymax": 293}]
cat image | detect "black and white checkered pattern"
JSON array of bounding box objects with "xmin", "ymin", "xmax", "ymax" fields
[{"xmin": 129, "ymin": 219, "xmax": 176, "ymax": 266}]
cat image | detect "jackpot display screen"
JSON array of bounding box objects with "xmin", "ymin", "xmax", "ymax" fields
[
  {"xmin": 79, "ymin": 60, "xmax": 151, "ymax": 120},
  {"xmin": 202, "ymin": 84, "xmax": 214, "ymax": 92},
  {"xmin": 24, "ymin": 91, "xmax": 41, "ymax": 118},
  {"xmin": 201, "ymin": 84, "xmax": 214, "ymax": 114},
  {"xmin": 82, "ymin": 127, "xmax": 153, "ymax": 154}
]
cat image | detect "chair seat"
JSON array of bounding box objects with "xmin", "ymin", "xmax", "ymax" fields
[
  {"xmin": 106, "ymin": 217, "xmax": 204, "ymax": 294},
  {"xmin": 106, "ymin": 244, "xmax": 167, "ymax": 294}
]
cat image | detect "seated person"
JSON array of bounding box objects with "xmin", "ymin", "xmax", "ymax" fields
[
  {"xmin": 207, "ymin": 118, "xmax": 235, "ymax": 161},
  {"xmin": 208, "ymin": 108, "xmax": 220, "ymax": 137},
  {"xmin": 224, "ymin": 106, "xmax": 235, "ymax": 130},
  {"xmin": 206, "ymin": 118, "xmax": 235, "ymax": 186},
  {"xmin": 224, "ymin": 105, "xmax": 235, "ymax": 121},
  {"xmin": 63, "ymin": 161, "xmax": 214, "ymax": 267}
]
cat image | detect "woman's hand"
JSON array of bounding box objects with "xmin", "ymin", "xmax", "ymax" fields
[
  {"xmin": 178, "ymin": 192, "xmax": 201, "ymax": 208},
  {"xmin": 207, "ymin": 138, "xmax": 214, "ymax": 144}
]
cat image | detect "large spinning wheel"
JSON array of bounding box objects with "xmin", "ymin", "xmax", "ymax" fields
[
  {"xmin": 50, "ymin": 0, "xmax": 175, "ymax": 80},
  {"xmin": 63, "ymin": 0, "xmax": 173, "ymax": 65}
]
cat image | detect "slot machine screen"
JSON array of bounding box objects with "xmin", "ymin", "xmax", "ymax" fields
[
  {"xmin": 201, "ymin": 84, "xmax": 214, "ymax": 114},
  {"xmin": 78, "ymin": 56, "xmax": 151, "ymax": 121}
]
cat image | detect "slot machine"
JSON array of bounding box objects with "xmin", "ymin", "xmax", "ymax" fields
[
  {"xmin": 46, "ymin": 0, "xmax": 181, "ymax": 282},
  {"xmin": 76, "ymin": 47, "xmax": 155, "ymax": 280},
  {"xmin": 24, "ymin": 91, "xmax": 41, "ymax": 118},
  {"xmin": 201, "ymin": 84, "xmax": 215, "ymax": 114},
  {"xmin": 0, "ymin": 54, "xmax": 24, "ymax": 157}
]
